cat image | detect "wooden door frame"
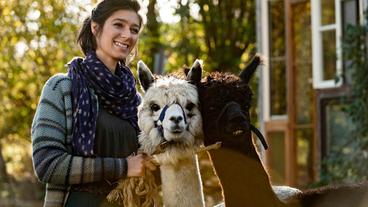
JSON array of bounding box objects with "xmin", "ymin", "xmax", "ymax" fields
[
  {"xmin": 285, "ymin": 0, "xmax": 298, "ymax": 186},
  {"xmin": 262, "ymin": 0, "xmax": 298, "ymax": 186},
  {"xmin": 264, "ymin": 0, "xmax": 314, "ymax": 186},
  {"xmin": 264, "ymin": 119, "xmax": 295, "ymax": 185}
]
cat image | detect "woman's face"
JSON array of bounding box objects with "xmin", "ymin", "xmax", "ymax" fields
[{"xmin": 92, "ymin": 9, "xmax": 140, "ymax": 64}]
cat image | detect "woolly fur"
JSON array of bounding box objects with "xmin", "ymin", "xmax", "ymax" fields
[
  {"xmin": 138, "ymin": 74, "xmax": 205, "ymax": 207},
  {"xmin": 138, "ymin": 76, "xmax": 203, "ymax": 163}
]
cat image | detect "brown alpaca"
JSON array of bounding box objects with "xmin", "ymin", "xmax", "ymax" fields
[{"xmin": 197, "ymin": 55, "xmax": 368, "ymax": 207}]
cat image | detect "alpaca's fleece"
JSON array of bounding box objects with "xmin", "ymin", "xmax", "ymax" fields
[
  {"xmin": 138, "ymin": 76, "xmax": 203, "ymax": 165},
  {"xmin": 272, "ymin": 185, "xmax": 302, "ymax": 203}
]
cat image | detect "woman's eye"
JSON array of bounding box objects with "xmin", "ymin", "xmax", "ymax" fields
[
  {"xmin": 150, "ymin": 104, "xmax": 160, "ymax": 112},
  {"xmin": 185, "ymin": 102, "xmax": 195, "ymax": 111},
  {"xmin": 114, "ymin": 23, "xmax": 123, "ymax": 28},
  {"xmin": 131, "ymin": 28, "xmax": 139, "ymax": 34}
]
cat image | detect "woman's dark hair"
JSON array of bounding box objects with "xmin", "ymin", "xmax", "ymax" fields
[{"xmin": 77, "ymin": 0, "xmax": 143, "ymax": 58}]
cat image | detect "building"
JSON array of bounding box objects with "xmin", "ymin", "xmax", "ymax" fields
[{"xmin": 256, "ymin": 0, "xmax": 368, "ymax": 187}]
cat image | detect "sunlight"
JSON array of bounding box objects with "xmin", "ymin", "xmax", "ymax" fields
[
  {"xmin": 139, "ymin": 0, "xmax": 199, "ymax": 24},
  {"xmin": 157, "ymin": 0, "xmax": 181, "ymax": 23}
]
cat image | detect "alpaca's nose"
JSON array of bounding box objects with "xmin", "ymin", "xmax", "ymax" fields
[{"xmin": 170, "ymin": 116, "xmax": 183, "ymax": 124}]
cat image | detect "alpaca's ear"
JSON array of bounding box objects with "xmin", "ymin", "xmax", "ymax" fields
[
  {"xmin": 186, "ymin": 59, "xmax": 202, "ymax": 85},
  {"xmin": 239, "ymin": 54, "xmax": 264, "ymax": 84},
  {"xmin": 183, "ymin": 66, "xmax": 190, "ymax": 76},
  {"xmin": 138, "ymin": 60, "xmax": 154, "ymax": 92}
]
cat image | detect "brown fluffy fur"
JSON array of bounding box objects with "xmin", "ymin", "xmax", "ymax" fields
[{"xmin": 198, "ymin": 55, "xmax": 368, "ymax": 207}]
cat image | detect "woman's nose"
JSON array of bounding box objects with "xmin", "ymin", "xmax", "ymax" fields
[{"xmin": 120, "ymin": 27, "xmax": 131, "ymax": 38}]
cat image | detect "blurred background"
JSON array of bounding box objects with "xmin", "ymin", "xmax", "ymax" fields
[{"xmin": 0, "ymin": 0, "xmax": 367, "ymax": 206}]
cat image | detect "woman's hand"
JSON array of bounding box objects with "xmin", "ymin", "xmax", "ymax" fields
[{"xmin": 126, "ymin": 154, "xmax": 156, "ymax": 177}]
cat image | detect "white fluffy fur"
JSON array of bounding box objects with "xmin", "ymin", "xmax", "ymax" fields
[
  {"xmin": 272, "ymin": 185, "xmax": 302, "ymax": 203},
  {"xmin": 138, "ymin": 76, "xmax": 205, "ymax": 207}
]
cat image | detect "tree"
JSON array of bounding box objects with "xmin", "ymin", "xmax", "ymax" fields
[
  {"xmin": 172, "ymin": 0, "xmax": 204, "ymax": 66},
  {"xmin": 138, "ymin": 0, "xmax": 164, "ymax": 72},
  {"xmin": 0, "ymin": 0, "xmax": 85, "ymax": 201},
  {"xmin": 196, "ymin": 0, "xmax": 256, "ymax": 73}
]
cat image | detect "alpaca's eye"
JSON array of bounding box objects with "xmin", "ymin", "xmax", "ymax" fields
[
  {"xmin": 187, "ymin": 113, "xmax": 194, "ymax": 118},
  {"xmin": 150, "ymin": 103, "xmax": 160, "ymax": 112},
  {"xmin": 185, "ymin": 102, "xmax": 195, "ymax": 111}
]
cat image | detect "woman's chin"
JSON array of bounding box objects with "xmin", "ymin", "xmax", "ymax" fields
[{"xmin": 113, "ymin": 54, "xmax": 128, "ymax": 61}]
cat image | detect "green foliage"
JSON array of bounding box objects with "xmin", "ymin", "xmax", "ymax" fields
[
  {"xmin": 137, "ymin": 0, "xmax": 163, "ymax": 69},
  {"xmin": 140, "ymin": 0, "xmax": 256, "ymax": 74},
  {"xmin": 197, "ymin": 0, "xmax": 256, "ymax": 73},
  {"xmin": 0, "ymin": 0, "xmax": 84, "ymax": 139},
  {"xmin": 344, "ymin": 14, "xmax": 368, "ymax": 138},
  {"xmin": 0, "ymin": 0, "xmax": 88, "ymax": 203},
  {"xmin": 167, "ymin": 0, "xmax": 205, "ymax": 70},
  {"xmin": 320, "ymin": 9, "xmax": 368, "ymax": 184}
]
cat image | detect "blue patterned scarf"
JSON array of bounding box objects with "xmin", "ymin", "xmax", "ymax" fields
[{"xmin": 67, "ymin": 51, "xmax": 141, "ymax": 156}]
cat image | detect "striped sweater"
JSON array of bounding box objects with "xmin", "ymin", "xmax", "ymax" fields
[{"xmin": 31, "ymin": 73, "xmax": 128, "ymax": 207}]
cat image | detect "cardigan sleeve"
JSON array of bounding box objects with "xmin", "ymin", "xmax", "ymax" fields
[{"xmin": 31, "ymin": 74, "xmax": 128, "ymax": 185}]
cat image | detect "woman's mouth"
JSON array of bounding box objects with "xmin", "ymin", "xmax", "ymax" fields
[{"xmin": 114, "ymin": 41, "xmax": 129, "ymax": 49}]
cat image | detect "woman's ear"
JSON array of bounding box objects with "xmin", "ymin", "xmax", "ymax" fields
[{"xmin": 91, "ymin": 21, "xmax": 98, "ymax": 36}]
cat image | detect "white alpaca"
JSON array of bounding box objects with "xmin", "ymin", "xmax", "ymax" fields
[{"xmin": 137, "ymin": 60, "xmax": 205, "ymax": 207}]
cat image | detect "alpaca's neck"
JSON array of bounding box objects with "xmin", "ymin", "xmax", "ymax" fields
[
  {"xmin": 208, "ymin": 148, "xmax": 285, "ymax": 207},
  {"xmin": 160, "ymin": 155, "xmax": 205, "ymax": 207}
]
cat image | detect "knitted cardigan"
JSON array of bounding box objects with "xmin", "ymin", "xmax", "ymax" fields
[{"xmin": 31, "ymin": 73, "xmax": 128, "ymax": 207}]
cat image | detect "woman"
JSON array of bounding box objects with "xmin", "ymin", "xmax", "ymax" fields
[{"xmin": 31, "ymin": 0, "xmax": 155, "ymax": 206}]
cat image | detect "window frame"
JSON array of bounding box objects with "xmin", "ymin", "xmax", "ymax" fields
[
  {"xmin": 311, "ymin": 0, "xmax": 343, "ymax": 89},
  {"xmin": 261, "ymin": 0, "xmax": 289, "ymax": 121},
  {"xmin": 261, "ymin": 0, "xmax": 271, "ymax": 121}
]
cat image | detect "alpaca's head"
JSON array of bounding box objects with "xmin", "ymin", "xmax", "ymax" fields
[
  {"xmin": 137, "ymin": 60, "xmax": 203, "ymax": 159},
  {"xmin": 197, "ymin": 55, "xmax": 267, "ymax": 158}
]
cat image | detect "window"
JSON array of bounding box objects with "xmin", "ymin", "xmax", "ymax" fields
[
  {"xmin": 268, "ymin": 0, "xmax": 287, "ymax": 116},
  {"xmin": 296, "ymin": 128, "xmax": 313, "ymax": 186},
  {"xmin": 311, "ymin": 0, "xmax": 343, "ymax": 88},
  {"xmin": 268, "ymin": 131, "xmax": 286, "ymax": 184},
  {"xmin": 324, "ymin": 100, "xmax": 355, "ymax": 155}
]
